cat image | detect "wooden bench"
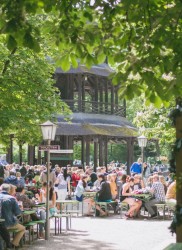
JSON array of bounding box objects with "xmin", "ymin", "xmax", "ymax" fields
[
  {"xmin": 66, "ymin": 209, "xmax": 80, "ymax": 217},
  {"xmin": 155, "ymin": 204, "xmax": 166, "ymax": 220},
  {"xmin": 95, "ymin": 201, "xmax": 117, "ymax": 216},
  {"xmin": 52, "ymin": 214, "xmax": 71, "ymax": 235},
  {"xmin": 23, "ymin": 220, "xmax": 45, "ymax": 244},
  {"xmin": 119, "ymin": 202, "xmax": 129, "ymax": 218},
  {"xmin": 7, "ymin": 228, "xmax": 24, "ymax": 248},
  {"xmin": 164, "ymin": 204, "xmax": 175, "ymax": 219}
]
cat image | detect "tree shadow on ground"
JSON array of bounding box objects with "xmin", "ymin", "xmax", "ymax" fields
[{"xmin": 26, "ymin": 229, "xmax": 121, "ymax": 250}]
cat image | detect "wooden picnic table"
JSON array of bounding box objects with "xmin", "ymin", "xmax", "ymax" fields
[
  {"xmin": 56, "ymin": 199, "xmax": 80, "ymax": 215},
  {"xmin": 131, "ymin": 193, "xmax": 153, "ymax": 202},
  {"xmin": 32, "ymin": 203, "xmax": 46, "ymax": 208},
  {"xmin": 22, "ymin": 209, "xmax": 36, "ymax": 215},
  {"xmin": 83, "ymin": 191, "xmax": 97, "ymax": 199}
]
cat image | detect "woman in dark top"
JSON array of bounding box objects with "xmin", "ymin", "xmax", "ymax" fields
[
  {"xmin": 95, "ymin": 174, "xmax": 112, "ymax": 216},
  {"xmin": 97, "ymin": 174, "xmax": 112, "ymax": 202}
]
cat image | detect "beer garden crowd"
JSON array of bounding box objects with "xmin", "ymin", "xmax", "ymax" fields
[{"xmin": 0, "ymin": 158, "xmax": 176, "ymax": 249}]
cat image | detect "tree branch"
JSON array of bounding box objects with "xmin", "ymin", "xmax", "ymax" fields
[{"xmin": 1, "ymin": 47, "xmax": 17, "ymax": 75}]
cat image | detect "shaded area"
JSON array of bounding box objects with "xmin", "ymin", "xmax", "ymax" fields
[{"xmin": 26, "ymin": 230, "xmax": 120, "ymax": 250}]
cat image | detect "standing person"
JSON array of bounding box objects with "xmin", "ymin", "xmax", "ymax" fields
[
  {"xmin": 54, "ymin": 165, "xmax": 61, "ymax": 177},
  {"xmin": 71, "ymin": 168, "xmax": 80, "ymax": 189},
  {"xmin": 55, "ymin": 167, "xmax": 71, "ymax": 200},
  {"xmin": 39, "ymin": 164, "xmax": 56, "ymax": 185},
  {"xmin": 0, "ymin": 184, "xmax": 25, "ymax": 248},
  {"xmin": 3, "ymin": 165, "xmax": 9, "ymax": 179},
  {"xmin": 130, "ymin": 158, "xmax": 142, "ymax": 175},
  {"xmin": 142, "ymin": 162, "xmax": 151, "ymax": 183}
]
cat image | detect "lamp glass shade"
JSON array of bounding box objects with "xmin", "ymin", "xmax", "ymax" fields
[
  {"xmin": 40, "ymin": 120, "xmax": 57, "ymax": 141},
  {"xmin": 137, "ymin": 135, "xmax": 147, "ymax": 147}
]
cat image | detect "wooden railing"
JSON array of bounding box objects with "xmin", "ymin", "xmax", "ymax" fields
[{"xmin": 63, "ymin": 99, "xmax": 126, "ymax": 117}]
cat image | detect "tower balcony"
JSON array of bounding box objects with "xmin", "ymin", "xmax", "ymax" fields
[{"xmin": 63, "ymin": 99, "xmax": 126, "ymax": 117}]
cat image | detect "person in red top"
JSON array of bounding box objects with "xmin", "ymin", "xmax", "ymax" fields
[{"xmin": 71, "ymin": 169, "xmax": 81, "ymax": 189}]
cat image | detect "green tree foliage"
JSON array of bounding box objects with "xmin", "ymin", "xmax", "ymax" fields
[
  {"xmin": 0, "ymin": 0, "xmax": 181, "ymax": 155},
  {"xmin": 126, "ymin": 98, "xmax": 175, "ymax": 157},
  {"xmin": 0, "ymin": 36, "xmax": 70, "ymax": 147},
  {"xmin": 1, "ymin": 1, "xmax": 181, "ymax": 105}
]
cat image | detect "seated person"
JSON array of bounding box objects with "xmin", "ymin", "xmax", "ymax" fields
[
  {"xmin": 16, "ymin": 186, "xmax": 36, "ymax": 209},
  {"xmin": 35, "ymin": 182, "xmax": 57, "ymax": 238},
  {"xmin": 0, "ymin": 184, "xmax": 25, "ymax": 248},
  {"xmin": 165, "ymin": 180, "xmax": 176, "ymax": 206},
  {"xmin": 132, "ymin": 174, "xmax": 145, "ymax": 191},
  {"xmin": 36, "ymin": 181, "xmax": 56, "ymax": 216},
  {"xmin": 4, "ymin": 171, "xmax": 18, "ymax": 186},
  {"xmin": 16, "ymin": 186, "xmax": 45, "ymax": 238},
  {"xmin": 121, "ymin": 177, "xmax": 142, "ymax": 218},
  {"xmin": 107, "ymin": 173, "xmax": 118, "ymax": 200},
  {"xmin": 118, "ymin": 174, "xmax": 128, "ymax": 201},
  {"xmin": 144, "ymin": 174, "xmax": 166, "ymax": 218},
  {"xmin": 16, "ymin": 172, "xmax": 25, "ymax": 187},
  {"xmin": 159, "ymin": 175, "xmax": 167, "ymax": 194},
  {"xmin": 87, "ymin": 172, "xmax": 97, "ymax": 187},
  {"xmin": 95, "ymin": 174, "xmax": 112, "ymax": 216},
  {"xmin": 75, "ymin": 175, "xmax": 95, "ymax": 216},
  {"xmin": 0, "ymin": 222, "xmax": 11, "ymax": 250},
  {"xmin": 93, "ymin": 174, "xmax": 102, "ymax": 190},
  {"xmin": 9, "ymin": 184, "xmax": 17, "ymax": 198},
  {"xmin": 146, "ymin": 176, "xmax": 153, "ymax": 188}
]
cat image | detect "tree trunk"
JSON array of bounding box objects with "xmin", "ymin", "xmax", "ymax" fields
[{"xmin": 175, "ymin": 114, "xmax": 182, "ymax": 242}]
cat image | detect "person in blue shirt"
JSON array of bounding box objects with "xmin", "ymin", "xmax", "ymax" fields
[
  {"xmin": 130, "ymin": 158, "xmax": 142, "ymax": 175},
  {"xmin": 0, "ymin": 184, "xmax": 25, "ymax": 248}
]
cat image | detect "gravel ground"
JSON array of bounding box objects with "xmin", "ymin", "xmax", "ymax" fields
[{"xmin": 25, "ymin": 214, "xmax": 176, "ymax": 250}]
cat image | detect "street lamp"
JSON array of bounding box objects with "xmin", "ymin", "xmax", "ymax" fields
[
  {"xmin": 40, "ymin": 120, "xmax": 57, "ymax": 240},
  {"xmin": 137, "ymin": 135, "xmax": 147, "ymax": 163}
]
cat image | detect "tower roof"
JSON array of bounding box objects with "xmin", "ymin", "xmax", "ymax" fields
[
  {"xmin": 56, "ymin": 113, "xmax": 137, "ymax": 137},
  {"xmin": 55, "ymin": 63, "xmax": 114, "ymax": 77}
]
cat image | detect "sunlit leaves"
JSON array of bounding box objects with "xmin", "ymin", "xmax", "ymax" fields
[
  {"xmin": 0, "ymin": 41, "xmax": 70, "ymax": 146},
  {"xmin": 0, "ymin": 0, "xmax": 182, "ymax": 108},
  {"xmin": 127, "ymin": 97, "xmax": 175, "ymax": 156}
]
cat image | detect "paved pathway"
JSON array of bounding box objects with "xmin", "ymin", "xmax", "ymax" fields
[{"xmin": 26, "ymin": 215, "xmax": 175, "ymax": 250}]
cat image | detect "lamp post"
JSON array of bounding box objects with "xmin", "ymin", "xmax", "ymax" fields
[
  {"xmin": 137, "ymin": 135, "xmax": 147, "ymax": 163},
  {"xmin": 40, "ymin": 120, "xmax": 57, "ymax": 240}
]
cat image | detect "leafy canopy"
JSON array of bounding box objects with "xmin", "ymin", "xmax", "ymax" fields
[
  {"xmin": 0, "ymin": 35, "xmax": 70, "ymax": 147},
  {"xmin": 1, "ymin": 0, "xmax": 182, "ymax": 107}
]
